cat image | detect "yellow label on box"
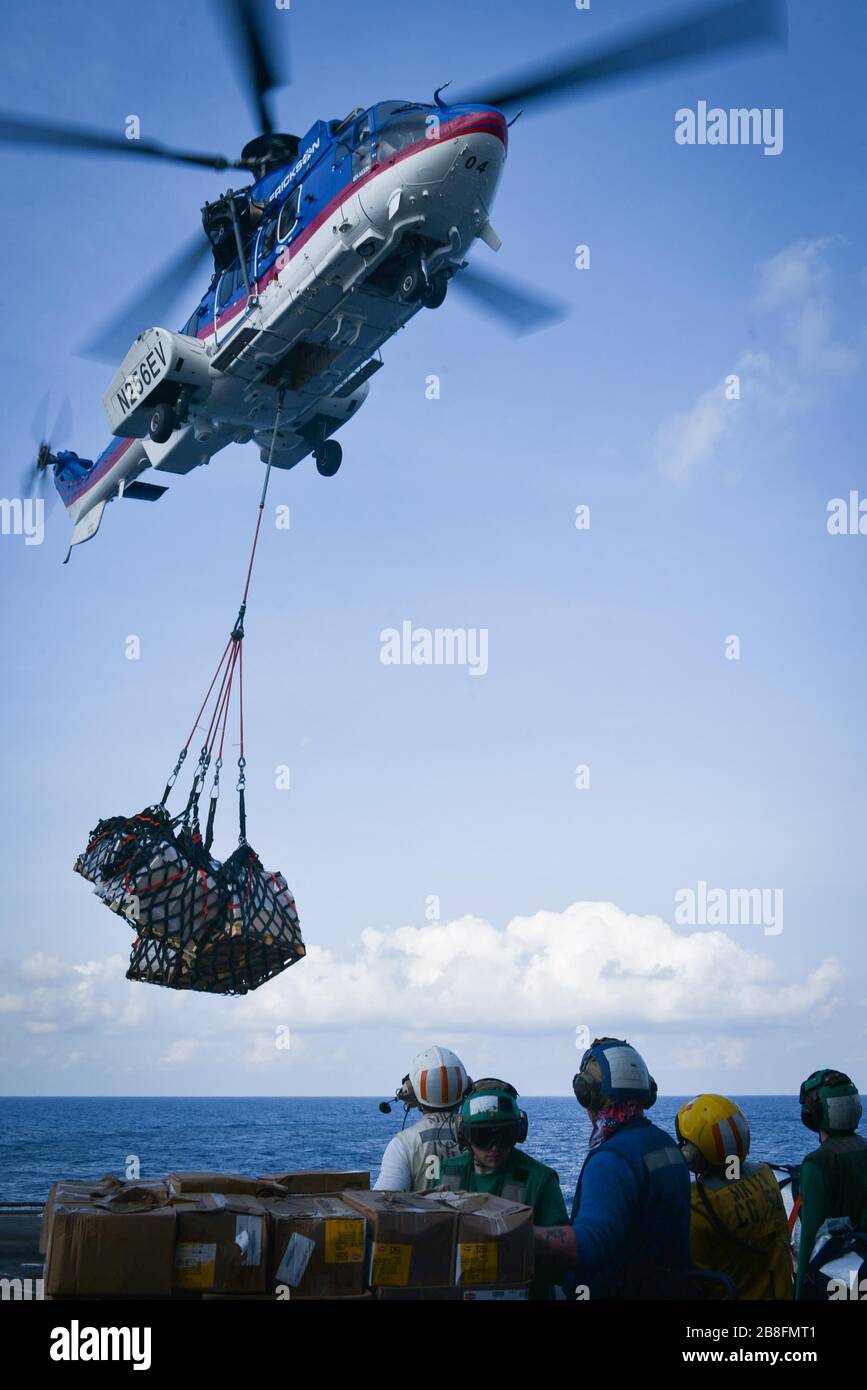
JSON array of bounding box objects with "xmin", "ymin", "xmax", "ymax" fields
[
  {"xmin": 173, "ymin": 1241, "xmax": 217, "ymax": 1289},
  {"xmin": 371, "ymin": 1242, "xmax": 412, "ymax": 1286},
  {"xmin": 458, "ymin": 1242, "xmax": 498, "ymax": 1285},
  {"xmin": 325, "ymin": 1219, "xmax": 364, "ymax": 1264}
]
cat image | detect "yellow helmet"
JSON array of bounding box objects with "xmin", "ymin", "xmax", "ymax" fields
[{"xmin": 676, "ymin": 1094, "xmax": 750, "ymax": 1170}]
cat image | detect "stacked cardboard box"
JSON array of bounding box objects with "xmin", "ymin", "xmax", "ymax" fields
[
  {"xmin": 372, "ymin": 1192, "xmax": 534, "ymax": 1301},
  {"xmin": 342, "ymin": 1190, "xmax": 459, "ymax": 1290},
  {"xmin": 42, "ymin": 1173, "xmax": 533, "ymax": 1301},
  {"xmin": 267, "ymin": 1195, "xmax": 367, "ymax": 1298},
  {"xmin": 260, "ymin": 1171, "xmax": 369, "ymax": 1194},
  {"xmin": 172, "ymin": 1193, "xmax": 268, "ymax": 1294},
  {"xmin": 46, "ymin": 1204, "xmax": 177, "ymax": 1299},
  {"xmin": 43, "ymin": 1170, "xmax": 369, "ymax": 1301}
]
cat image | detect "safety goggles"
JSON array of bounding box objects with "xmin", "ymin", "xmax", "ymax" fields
[{"xmin": 469, "ymin": 1124, "xmax": 519, "ymax": 1150}]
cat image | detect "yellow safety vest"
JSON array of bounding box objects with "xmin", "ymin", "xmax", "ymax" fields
[{"xmin": 689, "ymin": 1160, "xmax": 793, "ymax": 1299}]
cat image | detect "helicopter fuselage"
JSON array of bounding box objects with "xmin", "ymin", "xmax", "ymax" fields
[{"xmin": 56, "ymin": 101, "xmax": 507, "ymax": 553}]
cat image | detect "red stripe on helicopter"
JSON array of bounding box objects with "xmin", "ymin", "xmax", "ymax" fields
[
  {"xmin": 62, "ymin": 113, "xmax": 507, "ymax": 507},
  {"xmin": 200, "ymin": 112, "xmax": 508, "ymax": 339},
  {"xmin": 58, "ymin": 435, "xmax": 138, "ymax": 507}
]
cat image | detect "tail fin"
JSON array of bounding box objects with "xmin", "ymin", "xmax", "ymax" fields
[{"xmin": 63, "ymin": 500, "xmax": 106, "ymax": 564}]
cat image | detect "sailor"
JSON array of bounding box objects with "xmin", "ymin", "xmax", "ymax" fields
[
  {"xmin": 796, "ymin": 1069, "xmax": 867, "ymax": 1299},
  {"xmin": 373, "ymin": 1045, "xmax": 468, "ymax": 1192},
  {"xmin": 534, "ymin": 1037, "xmax": 691, "ymax": 1298},
  {"xmin": 676, "ymin": 1093, "xmax": 792, "ymax": 1299},
  {"xmin": 434, "ymin": 1079, "xmax": 568, "ymax": 1299}
]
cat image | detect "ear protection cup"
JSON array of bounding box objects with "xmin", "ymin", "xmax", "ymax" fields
[
  {"xmin": 646, "ymin": 1074, "xmax": 658, "ymax": 1109},
  {"xmin": 572, "ymin": 1069, "xmax": 597, "ymax": 1111}
]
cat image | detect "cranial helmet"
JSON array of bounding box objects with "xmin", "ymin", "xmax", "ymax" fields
[
  {"xmin": 676, "ymin": 1094, "xmax": 750, "ymax": 1172},
  {"xmin": 572, "ymin": 1037, "xmax": 657, "ymax": 1111},
  {"xmin": 409, "ymin": 1045, "xmax": 469, "ymax": 1111},
  {"xmin": 799, "ymin": 1070, "xmax": 862, "ymax": 1136}
]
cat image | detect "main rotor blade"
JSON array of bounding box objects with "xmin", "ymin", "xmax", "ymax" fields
[
  {"xmin": 453, "ymin": 265, "xmax": 567, "ymax": 336},
  {"xmin": 80, "ymin": 232, "xmax": 214, "ymax": 364},
  {"xmin": 455, "ymin": 0, "xmax": 787, "ymax": 113},
  {"xmin": 0, "ymin": 111, "xmax": 239, "ymax": 170},
  {"xmin": 215, "ymin": 0, "xmax": 289, "ymax": 137}
]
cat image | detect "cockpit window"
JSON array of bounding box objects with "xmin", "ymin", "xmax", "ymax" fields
[
  {"xmin": 277, "ymin": 185, "xmax": 302, "ymax": 242},
  {"xmin": 373, "ymin": 101, "xmax": 433, "ymax": 161}
]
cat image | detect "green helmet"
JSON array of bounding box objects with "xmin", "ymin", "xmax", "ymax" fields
[
  {"xmin": 799, "ymin": 1069, "xmax": 862, "ymax": 1136},
  {"xmin": 457, "ymin": 1079, "xmax": 528, "ymax": 1148}
]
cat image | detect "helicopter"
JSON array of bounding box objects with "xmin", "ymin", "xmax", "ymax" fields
[{"xmin": 1, "ymin": 0, "xmax": 787, "ymax": 560}]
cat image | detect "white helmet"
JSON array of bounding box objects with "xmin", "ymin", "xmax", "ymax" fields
[{"xmin": 410, "ymin": 1045, "xmax": 468, "ymax": 1111}]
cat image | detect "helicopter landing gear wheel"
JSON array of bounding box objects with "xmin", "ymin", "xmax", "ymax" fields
[
  {"xmin": 149, "ymin": 403, "xmax": 176, "ymax": 445},
  {"xmin": 315, "ymin": 440, "xmax": 342, "ymax": 477},
  {"xmin": 398, "ymin": 263, "xmax": 425, "ymax": 304},
  {"xmin": 421, "ymin": 271, "xmax": 448, "ymax": 310}
]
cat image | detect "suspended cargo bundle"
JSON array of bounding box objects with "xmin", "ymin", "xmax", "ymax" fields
[{"xmin": 73, "ymin": 409, "xmax": 305, "ymax": 995}]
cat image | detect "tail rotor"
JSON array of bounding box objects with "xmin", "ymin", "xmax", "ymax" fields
[{"xmin": 22, "ymin": 393, "xmax": 72, "ymax": 509}]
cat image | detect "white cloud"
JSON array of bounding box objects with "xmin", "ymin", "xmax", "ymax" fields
[
  {"xmin": 0, "ymin": 904, "xmax": 842, "ymax": 1073},
  {"xmin": 233, "ymin": 901, "xmax": 840, "ymax": 1033},
  {"xmin": 654, "ymin": 237, "xmax": 861, "ymax": 478}
]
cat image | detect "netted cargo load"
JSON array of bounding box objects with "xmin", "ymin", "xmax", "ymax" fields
[
  {"xmin": 125, "ymin": 843, "xmax": 304, "ymax": 995},
  {"xmin": 73, "ymin": 438, "xmax": 307, "ymax": 997}
]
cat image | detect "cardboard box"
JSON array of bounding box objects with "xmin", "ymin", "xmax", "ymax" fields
[
  {"xmin": 261, "ymin": 1170, "xmax": 370, "ymax": 1194},
  {"xmin": 168, "ymin": 1171, "xmax": 284, "ymax": 1198},
  {"xmin": 341, "ymin": 1190, "xmax": 457, "ymax": 1289},
  {"xmin": 266, "ymin": 1195, "xmax": 366, "ymax": 1299},
  {"xmin": 46, "ymin": 1204, "xmax": 176, "ymax": 1298},
  {"xmin": 173, "ymin": 1194, "xmax": 268, "ymax": 1294},
  {"xmin": 40, "ymin": 1176, "xmax": 128, "ymax": 1254},
  {"xmin": 434, "ymin": 1193, "xmax": 534, "ymax": 1287}
]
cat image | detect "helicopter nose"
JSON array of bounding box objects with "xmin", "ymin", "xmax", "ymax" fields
[{"xmin": 438, "ymin": 105, "xmax": 509, "ymax": 155}]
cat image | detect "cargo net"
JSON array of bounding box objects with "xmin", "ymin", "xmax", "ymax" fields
[
  {"xmin": 73, "ymin": 549, "xmax": 306, "ymax": 995},
  {"xmin": 75, "ymin": 806, "xmax": 304, "ymax": 995}
]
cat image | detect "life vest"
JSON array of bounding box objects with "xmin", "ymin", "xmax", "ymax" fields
[
  {"xmin": 689, "ymin": 1160, "xmax": 793, "ymax": 1299},
  {"xmin": 405, "ymin": 1111, "xmax": 461, "ymax": 1190},
  {"xmin": 570, "ymin": 1118, "xmax": 691, "ymax": 1299}
]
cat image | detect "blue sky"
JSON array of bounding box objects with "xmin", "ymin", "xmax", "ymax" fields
[{"xmin": 1, "ymin": 0, "xmax": 866, "ymax": 1098}]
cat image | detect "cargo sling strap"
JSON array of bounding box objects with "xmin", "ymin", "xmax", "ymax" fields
[{"xmin": 74, "ymin": 398, "xmax": 306, "ymax": 996}]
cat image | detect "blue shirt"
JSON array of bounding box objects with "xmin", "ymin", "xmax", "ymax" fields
[{"xmin": 570, "ymin": 1117, "xmax": 691, "ymax": 1298}]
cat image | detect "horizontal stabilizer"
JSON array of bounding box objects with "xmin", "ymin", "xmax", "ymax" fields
[{"xmin": 122, "ymin": 481, "xmax": 168, "ymax": 502}]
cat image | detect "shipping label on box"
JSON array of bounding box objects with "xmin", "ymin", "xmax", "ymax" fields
[{"xmin": 172, "ymin": 1194, "xmax": 267, "ymax": 1294}]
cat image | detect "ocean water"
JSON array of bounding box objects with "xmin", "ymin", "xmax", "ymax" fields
[{"xmin": 3, "ymin": 1095, "xmax": 861, "ymax": 1205}]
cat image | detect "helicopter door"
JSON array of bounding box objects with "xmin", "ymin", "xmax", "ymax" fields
[{"xmin": 213, "ymin": 244, "xmax": 258, "ymax": 347}]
